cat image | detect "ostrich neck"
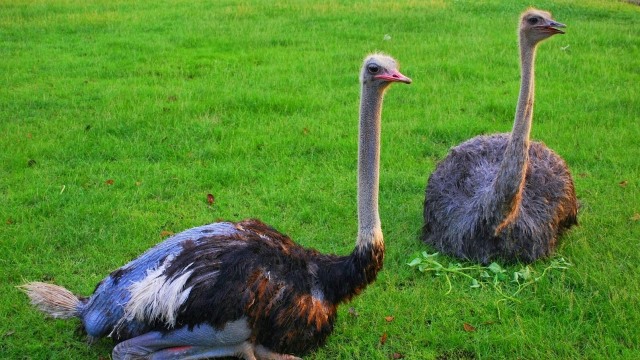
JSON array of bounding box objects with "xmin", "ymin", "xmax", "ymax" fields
[
  {"xmin": 510, "ymin": 40, "xmax": 537, "ymax": 151},
  {"xmin": 488, "ymin": 36, "xmax": 538, "ymax": 233},
  {"xmin": 313, "ymin": 84, "xmax": 387, "ymax": 306},
  {"xmin": 356, "ymin": 85, "xmax": 384, "ymax": 250}
]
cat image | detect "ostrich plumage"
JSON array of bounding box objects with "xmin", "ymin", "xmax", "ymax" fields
[
  {"xmin": 422, "ymin": 9, "xmax": 578, "ymax": 264},
  {"xmin": 21, "ymin": 54, "xmax": 410, "ymax": 360}
]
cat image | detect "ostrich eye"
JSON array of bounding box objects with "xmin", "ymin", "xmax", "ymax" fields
[
  {"xmin": 527, "ymin": 17, "xmax": 540, "ymax": 25},
  {"xmin": 367, "ymin": 64, "xmax": 380, "ymax": 74}
]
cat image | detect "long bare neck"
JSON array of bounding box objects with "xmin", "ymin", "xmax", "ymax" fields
[
  {"xmin": 313, "ymin": 83, "xmax": 387, "ymax": 306},
  {"xmin": 510, "ymin": 38, "xmax": 537, "ymax": 153},
  {"xmin": 488, "ymin": 34, "xmax": 538, "ymax": 234},
  {"xmin": 356, "ymin": 85, "xmax": 384, "ymax": 251}
]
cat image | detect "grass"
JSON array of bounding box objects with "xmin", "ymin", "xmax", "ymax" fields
[{"xmin": 1, "ymin": 0, "xmax": 639, "ymax": 359}]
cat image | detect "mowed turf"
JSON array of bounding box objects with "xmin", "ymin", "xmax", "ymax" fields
[{"xmin": 1, "ymin": 0, "xmax": 638, "ymax": 359}]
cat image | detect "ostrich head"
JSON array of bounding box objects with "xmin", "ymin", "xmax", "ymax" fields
[
  {"xmin": 519, "ymin": 9, "xmax": 565, "ymax": 45},
  {"xmin": 360, "ymin": 54, "xmax": 412, "ymax": 89}
]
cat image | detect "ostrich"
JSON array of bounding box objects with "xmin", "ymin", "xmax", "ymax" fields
[
  {"xmin": 21, "ymin": 54, "xmax": 411, "ymax": 360},
  {"xmin": 421, "ymin": 9, "xmax": 578, "ymax": 264}
]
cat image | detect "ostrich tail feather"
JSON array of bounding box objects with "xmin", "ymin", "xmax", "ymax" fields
[{"xmin": 19, "ymin": 282, "xmax": 80, "ymax": 319}]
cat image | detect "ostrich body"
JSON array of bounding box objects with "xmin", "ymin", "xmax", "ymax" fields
[
  {"xmin": 21, "ymin": 54, "xmax": 411, "ymax": 360},
  {"xmin": 422, "ymin": 9, "xmax": 577, "ymax": 264}
]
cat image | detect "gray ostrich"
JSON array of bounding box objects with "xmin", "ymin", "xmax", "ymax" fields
[
  {"xmin": 422, "ymin": 9, "xmax": 578, "ymax": 264},
  {"xmin": 21, "ymin": 54, "xmax": 410, "ymax": 360}
]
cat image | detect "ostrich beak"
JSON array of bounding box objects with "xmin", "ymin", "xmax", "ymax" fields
[
  {"xmin": 375, "ymin": 69, "xmax": 412, "ymax": 84},
  {"xmin": 546, "ymin": 20, "xmax": 566, "ymax": 35}
]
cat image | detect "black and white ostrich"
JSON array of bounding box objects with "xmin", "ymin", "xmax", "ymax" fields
[
  {"xmin": 422, "ymin": 9, "xmax": 578, "ymax": 264},
  {"xmin": 21, "ymin": 54, "xmax": 411, "ymax": 360}
]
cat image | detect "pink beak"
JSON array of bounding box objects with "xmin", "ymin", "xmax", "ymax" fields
[{"xmin": 375, "ymin": 69, "xmax": 412, "ymax": 84}]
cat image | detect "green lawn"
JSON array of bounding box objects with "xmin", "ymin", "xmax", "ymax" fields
[{"xmin": 1, "ymin": 0, "xmax": 639, "ymax": 359}]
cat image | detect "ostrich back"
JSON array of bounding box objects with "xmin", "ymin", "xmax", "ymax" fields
[
  {"xmin": 77, "ymin": 219, "xmax": 350, "ymax": 355},
  {"xmin": 422, "ymin": 133, "xmax": 577, "ymax": 264}
]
